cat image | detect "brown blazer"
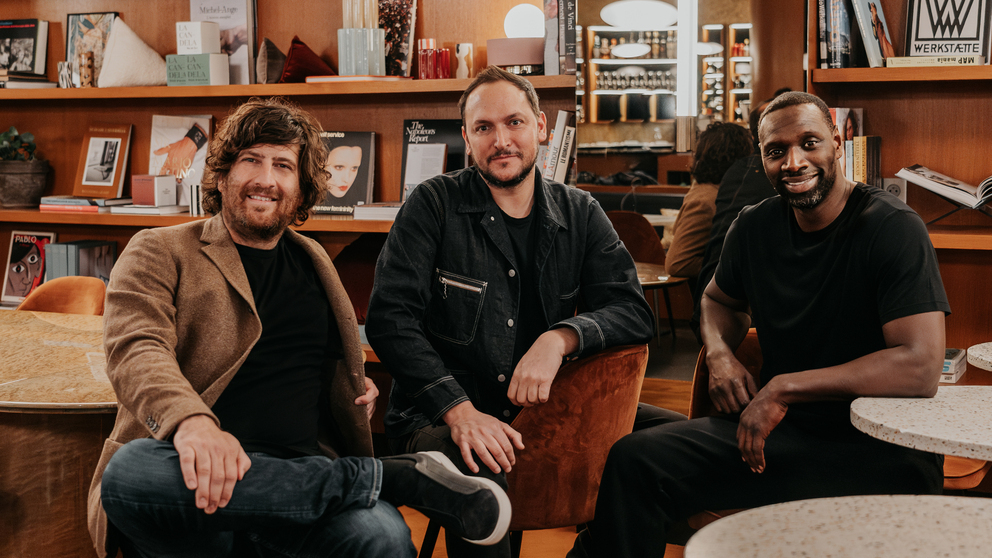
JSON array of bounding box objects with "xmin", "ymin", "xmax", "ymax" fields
[{"xmin": 87, "ymin": 214, "xmax": 373, "ymax": 557}]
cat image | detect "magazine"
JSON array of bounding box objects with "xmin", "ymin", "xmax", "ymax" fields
[
  {"xmin": 148, "ymin": 115, "xmax": 213, "ymax": 206},
  {"xmin": 313, "ymin": 131, "xmax": 376, "ymax": 215},
  {"xmin": 896, "ymin": 164, "xmax": 992, "ymax": 209},
  {"xmin": 2, "ymin": 230, "xmax": 56, "ymax": 304}
]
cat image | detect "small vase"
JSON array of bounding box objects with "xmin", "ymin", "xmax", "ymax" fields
[{"xmin": 0, "ymin": 159, "xmax": 51, "ymax": 208}]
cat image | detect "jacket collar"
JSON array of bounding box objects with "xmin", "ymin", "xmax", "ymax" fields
[{"xmin": 456, "ymin": 166, "xmax": 568, "ymax": 231}]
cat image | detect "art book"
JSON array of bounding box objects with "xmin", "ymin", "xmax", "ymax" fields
[
  {"xmin": 400, "ymin": 120, "xmax": 467, "ymax": 201},
  {"xmin": 3, "ymin": 230, "xmax": 56, "ymax": 304},
  {"xmin": 65, "ymin": 12, "xmax": 117, "ymax": 87},
  {"xmin": 826, "ymin": 0, "xmax": 853, "ymax": 68},
  {"xmin": 905, "ymin": 0, "xmax": 992, "ymax": 58},
  {"xmin": 0, "ymin": 18, "xmax": 49, "ymax": 76},
  {"xmin": 73, "ymin": 123, "xmax": 133, "ymax": 199},
  {"xmin": 148, "ymin": 115, "xmax": 213, "ymax": 206},
  {"xmin": 379, "ymin": 0, "xmax": 417, "ymax": 77},
  {"xmin": 829, "ymin": 107, "xmax": 863, "ymax": 178},
  {"xmin": 313, "ymin": 131, "xmax": 376, "ymax": 215},
  {"xmin": 896, "ymin": 164, "xmax": 992, "ymax": 209},
  {"xmin": 850, "ymin": 0, "xmax": 897, "ymax": 67},
  {"xmin": 190, "ymin": 0, "xmax": 256, "ymax": 84}
]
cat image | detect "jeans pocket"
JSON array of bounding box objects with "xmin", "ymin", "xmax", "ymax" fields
[{"xmin": 427, "ymin": 269, "xmax": 487, "ymax": 345}]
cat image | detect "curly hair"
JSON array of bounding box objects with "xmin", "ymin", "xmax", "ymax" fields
[
  {"xmin": 691, "ymin": 122, "xmax": 754, "ymax": 185},
  {"xmin": 201, "ymin": 97, "xmax": 329, "ymax": 225},
  {"xmin": 458, "ymin": 65, "xmax": 542, "ymax": 125}
]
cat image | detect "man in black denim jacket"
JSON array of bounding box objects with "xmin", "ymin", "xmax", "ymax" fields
[{"xmin": 366, "ymin": 66, "xmax": 656, "ymax": 558}]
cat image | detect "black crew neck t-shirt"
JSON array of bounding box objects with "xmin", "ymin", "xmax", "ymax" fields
[
  {"xmin": 211, "ymin": 236, "xmax": 341, "ymax": 458},
  {"xmin": 501, "ymin": 209, "xmax": 548, "ymax": 373}
]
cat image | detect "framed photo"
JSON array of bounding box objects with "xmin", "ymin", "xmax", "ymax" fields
[
  {"xmin": 65, "ymin": 12, "xmax": 118, "ymax": 87},
  {"xmin": 73, "ymin": 123, "xmax": 133, "ymax": 199},
  {"xmin": 2, "ymin": 230, "xmax": 57, "ymax": 305}
]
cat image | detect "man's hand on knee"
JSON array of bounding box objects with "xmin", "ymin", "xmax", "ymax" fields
[
  {"xmin": 173, "ymin": 414, "xmax": 251, "ymax": 514},
  {"xmin": 444, "ymin": 402, "xmax": 524, "ymax": 475}
]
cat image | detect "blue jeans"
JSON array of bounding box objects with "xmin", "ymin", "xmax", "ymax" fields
[{"xmin": 101, "ymin": 438, "xmax": 416, "ymax": 558}]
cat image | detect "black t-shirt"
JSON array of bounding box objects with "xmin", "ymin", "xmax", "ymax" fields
[
  {"xmin": 211, "ymin": 236, "xmax": 341, "ymax": 458},
  {"xmin": 714, "ymin": 184, "xmax": 950, "ymax": 430}
]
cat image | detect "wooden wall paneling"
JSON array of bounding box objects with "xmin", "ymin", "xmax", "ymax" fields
[
  {"xmin": 938, "ymin": 249, "xmax": 992, "ymax": 351},
  {"xmin": 750, "ymin": 0, "xmax": 807, "ymax": 101}
]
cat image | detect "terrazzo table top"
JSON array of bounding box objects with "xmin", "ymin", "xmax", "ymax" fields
[
  {"xmin": 967, "ymin": 342, "xmax": 992, "ymax": 371},
  {"xmin": 0, "ymin": 310, "xmax": 116, "ymax": 413},
  {"xmin": 684, "ymin": 495, "xmax": 992, "ymax": 558},
  {"xmin": 850, "ymin": 386, "xmax": 992, "ymax": 461}
]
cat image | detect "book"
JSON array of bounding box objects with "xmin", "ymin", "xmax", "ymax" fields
[
  {"xmin": 547, "ymin": 111, "xmax": 576, "ymax": 184},
  {"xmin": 39, "ymin": 204, "xmax": 111, "ymax": 213},
  {"xmin": 176, "ymin": 21, "xmax": 221, "ymax": 55},
  {"xmin": 45, "ymin": 240, "xmax": 116, "ymax": 284},
  {"xmin": 165, "ymin": 54, "xmax": 230, "ymax": 85},
  {"xmin": 2, "ymin": 230, "xmax": 56, "ymax": 304},
  {"xmin": 544, "ymin": 0, "xmax": 559, "ymax": 76},
  {"xmin": 559, "ymin": 0, "xmax": 577, "ymax": 75},
  {"xmin": 885, "ymin": 55, "xmax": 986, "ymax": 67},
  {"xmin": 40, "ymin": 195, "xmax": 132, "ymax": 206},
  {"xmin": 542, "ymin": 110, "xmax": 572, "ymax": 179},
  {"xmin": 73, "ymin": 124, "xmax": 133, "ymax": 199},
  {"xmin": 148, "ymin": 115, "xmax": 213, "ymax": 206},
  {"xmin": 400, "ymin": 120, "xmax": 467, "ymax": 201},
  {"xmin": 850, "ymin": 0, "xmax": 896, "ymax": 67},
  {"xmin": 65, "ymin": 13, "xmax": 118, "ymax": 87},
  {"xmin": 313, "ymin": 131, "xmax": 376, "ymax": 215},
  {"xmin": 190, "ymin": 0, "xmax": 256, "ymax": 84},
  {"xmin": 0, "ymin": 80, "xmax": 58, "ymax": 88},
  {"xmin": 0, "ymin": 19, "xmax": 49, "ymax": 76},
  {"xmin": 896, "ymin": 164, "xmax": 992, "ymax": 209},
  {"xmin": 852, "ymin": 135, "xmax": 865, "ymax": 183},
  {"xmin": 817, "ymin": 0, "xmax": 829, "ymax": 68},
  {"xmin": 554, "ymin": 124, "xmax": 576, "ymax": 184},
  {"xmin": 352, "ymin": 201, "xmax": 403, "ymax": 220},
  {"xmin": 829, "ymin": 107, "xmax": 863, "ymax": 178},
  {"xmin": 379, "ymin": 0, "xmax": 418, "ymax": 77},
  {"xmin": 904, "ymin": 0, "xmax": 992, "ymax": 58},
  {"xmin": 0, "ymin": 69, "xmax": 48, "ymax": 78},
  {"xmin": 865, "ymin": 135, "xmax": 881, "ymax": 189},
  {"xmin": 941, "ymin": 348, "xmax": 967, "ymax": 383},
  {"xmin": 826, "ymin": 0, "xmax": 854, "ymax": 68},
  {"xmin": 110, "ymin": 204, "xmax": 190, "ymax": 215}
]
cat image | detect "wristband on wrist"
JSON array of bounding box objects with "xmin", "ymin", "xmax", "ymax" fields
[{"xmin": 185, "ymin": 124, "xmax": 208, "ymax": 150}]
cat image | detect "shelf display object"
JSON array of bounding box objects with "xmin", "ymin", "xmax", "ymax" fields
[
  {"xmin": 727, "ymin": 23, "xmax": 752, "ymax": 123},
  {"xmin": 584, "ymin": 25, "xmax": 678, "ymax": 123},
  {"xmin": 698, "ymin": 24, "xmax": 726, "ymax": 120}
]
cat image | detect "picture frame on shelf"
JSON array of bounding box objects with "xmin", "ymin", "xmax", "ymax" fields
[{"xmin": 65, "ymin": 12, "xmax": 118, "ymax": 87}]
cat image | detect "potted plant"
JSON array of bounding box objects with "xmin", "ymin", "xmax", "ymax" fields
[{"xmin": 0, "ymin": 126, "xmax": 52, "ymax": 208}]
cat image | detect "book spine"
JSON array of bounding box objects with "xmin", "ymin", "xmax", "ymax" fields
[
  {"xmin": 866, "ymin": 135, "xmax": 882, "ymax": 188},
  {"xmin": 544, "ymin": 0, "xmax": 560, "ymax": 76},
  {"xmin": 885, "ymin": 55, "xmax": 985, "ymax": 67},
  {"xmin": 66, "ymin": 244, "xmax": 79, "ymax": 277},
  {"xmin": 826, "ymin": 0, "xmax": 851, "ymax": 68},
  {"xmin": 38, "ymin": 204, "xmax": 101, "ymax": 212},
  {"xmin": 853, "ymin": 136, "xmax": 866, "ymax": 183},
  {"xmin": 553, "ymin": 125, "xmax": 576, "ymax": 183},
  {"xmin": 817, "ymin": 0, "xmax": 829, "ymax": 69},
  {"xmin": 845, "ymin": 139, "xmax": 853, "ymax": 179},
  {"xmin": 560, "ymin": 0, "xmax": 576, "ymax": 75}
]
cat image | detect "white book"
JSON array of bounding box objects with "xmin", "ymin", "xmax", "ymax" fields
[
  {"xmin": 896, "ymin": 164, "xmax": 992, "ymax": 209},
  {"xmin": 189, "ymin": 0, "xmax": 256, "ymax": 84},
  {"xmin": 543, "ymin": 110, "xmax": 571, "ymax": 180},
  {"xmin": 553, "ymin": 125, "xmax": 576, "ymax": 184}
]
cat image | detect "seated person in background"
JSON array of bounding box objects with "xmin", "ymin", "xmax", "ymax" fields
[
  {"xmin": 665, "ymin": 121, "xmax": 753, "ymax": 292},
  {"xmin": 87, "ymin": 97, "xmax": 509, "ymax": 558},
  {"xmin": 569, "ymin": 91, "xmax": 949, "ymax": 558},
  {"xmin": 688, "ymin": 90, "xmax": 787, "ymax": 342},
  {"xmin": 366, "ymin": 66, "xmax": 682, "ymax": 558}
]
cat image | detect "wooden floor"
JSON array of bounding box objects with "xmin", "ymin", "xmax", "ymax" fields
[{"xmin": 400, "ymin": 377, "xmax": 692, "ymax": 558}]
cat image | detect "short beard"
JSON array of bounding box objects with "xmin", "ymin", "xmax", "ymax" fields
[
  {"xmin": 777, "ymin": 168, "xmax": 836, "ymax": 209},
  {"xmin": 479, "ymin": 150, "xmax": 538, "ymax": 189}
]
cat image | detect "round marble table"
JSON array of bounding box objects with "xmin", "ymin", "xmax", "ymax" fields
[
  {"xmin": 0, "ymin": 310, "xmax": 117, "ymax": 557},
  {"xmin": 967, "ymin": 342, "xmax": 992, "ymax": 372},
  {"xmin": 684, "ymin": 495, "xmax": 992, "ymax": 558},
  {"xmin": 850, "ymin": 386, "xmax": 992, "ymax": 461}
]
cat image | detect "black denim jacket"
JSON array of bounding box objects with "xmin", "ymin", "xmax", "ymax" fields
[{"xmin": 366, "ymin": 167, "xmax": 654, "ymax": 438}]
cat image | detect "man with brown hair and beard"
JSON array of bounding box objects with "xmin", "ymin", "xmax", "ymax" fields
[
  {"xmin": 366, "ymin": 66, "xmax": 677, "ymax": 558},
  {"xmin": 569, "ymin": 91, "xmax": 950, "ymax": 558}
]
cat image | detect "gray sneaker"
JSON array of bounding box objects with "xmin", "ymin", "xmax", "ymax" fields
[{"xmin": 381, "ymin": 451, "xmax": 511, "ymax": 545}]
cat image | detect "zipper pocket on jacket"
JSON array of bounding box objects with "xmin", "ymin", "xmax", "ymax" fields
[{"xmin": 439, "ymin": 276, "xmax": 483, "ymax": 299}]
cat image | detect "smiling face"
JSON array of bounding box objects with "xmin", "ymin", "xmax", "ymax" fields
[
  {"xmin": 325, "ymin": 146, "xmax": 363, "ymax": 198},
  {"xmin": 218, "ymin": 143, "xmax": 303, "ymax": 249},
  {"xmin": 759, "ymin": 103, "xmax": 843, "ymax": 210},
  {"xmin": 461, "ymin": 80, "xmax": 547, "ymax": 190}
]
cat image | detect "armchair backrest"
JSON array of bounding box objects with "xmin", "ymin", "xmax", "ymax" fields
[
  {"xmin": 16, "ymin": 276, "xmax": 107, "ymax": 316},
  {"xmin": 689, "ymin": 328, "xmax": 761, "ymax": 419}
]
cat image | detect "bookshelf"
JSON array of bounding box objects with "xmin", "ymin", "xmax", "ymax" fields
[
  {"xmin": 0, "ymin": 0, "xmax": 574, "ymax": 263},
  {"xmin": 805, "ymin": 0, "xmax": 992, "ymax": 354}
]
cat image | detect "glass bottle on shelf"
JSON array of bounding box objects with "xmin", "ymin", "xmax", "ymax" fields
[
  {"xmin": 650, "ymin": 31, "xmax": 660, "ymax": 58},
  {"xmin": 592, "ymin": 34, "xmax": 601, "ymax": 59}
]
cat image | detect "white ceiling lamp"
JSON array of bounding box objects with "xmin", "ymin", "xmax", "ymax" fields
[{"xmin": 600, "ymin": 0, "xmax": 678, "ymax": 30}]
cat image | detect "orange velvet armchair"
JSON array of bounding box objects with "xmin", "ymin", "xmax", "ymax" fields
[
  {"xmin": 418, "ymin": 343, "xmax": 649, "ymax": 557},
  {"xmin": 15, "ymin": 276, "xmax": 107, "ymax": 316}
]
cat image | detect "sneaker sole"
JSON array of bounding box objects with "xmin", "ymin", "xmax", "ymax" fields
[{"xmin": 418, "ymin": 451, "xmax": 512, "ymax": 546}]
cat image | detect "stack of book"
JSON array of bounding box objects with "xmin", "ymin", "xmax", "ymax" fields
[
  {"xmin": 39, "ymin": 195, "xmax": 133, "ymax": 213},
  {"xmin": 0, "ymin": 18, "xmax": 53, "ymax": 87},
  {"xmin": 44, "ymin": 240, "xmax": 116, "ymax": 284},
  {"xmin": 0, "ymin": 70, "xmax": 58, "ymax": 89},
  {"xmin": 941, "ymin": 348, "xmax": 967, "ymax": 384},
  {"xmin": 541, "ymin": 110, "xmax": 577, "ymax": 185}
]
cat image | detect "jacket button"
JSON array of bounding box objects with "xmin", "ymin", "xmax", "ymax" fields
[
  {"xmin": 508, "ymin": 269, "xmax": 516, "ymax": 277},
  {"xmin": 507, "ymin": 319, "xmax": 514, "ymax": 327},
  {"xmin": 490, "ymin": 216, "xmax": 495, "ymax": 221},
  {"xmin": 498, "ymin": 374, "xmax": 506, "ymax": 382},
  {"xmin": 503, "ymin": 410, "xmax": 511, "ymax": 417}
]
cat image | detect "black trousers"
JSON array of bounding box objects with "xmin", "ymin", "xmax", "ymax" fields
[{"xmin": 574, "ymin": 415, "xmax": 944, "ymax": 558}]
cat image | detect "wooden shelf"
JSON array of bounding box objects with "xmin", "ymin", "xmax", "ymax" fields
[
  {"xmin": 927, "ymin": 226, "xmax": 992, "ymax": 251},
  {"xmin": 0, "ymin": 75, "xmax": 575, "ymax": 101},
  {"xmin": 811, "ymin": 66, "xmax": 992, "ymax": 84},
  {"xmin": 0, "ymin": 208, "xmax": 393, "ymax": 234}
]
